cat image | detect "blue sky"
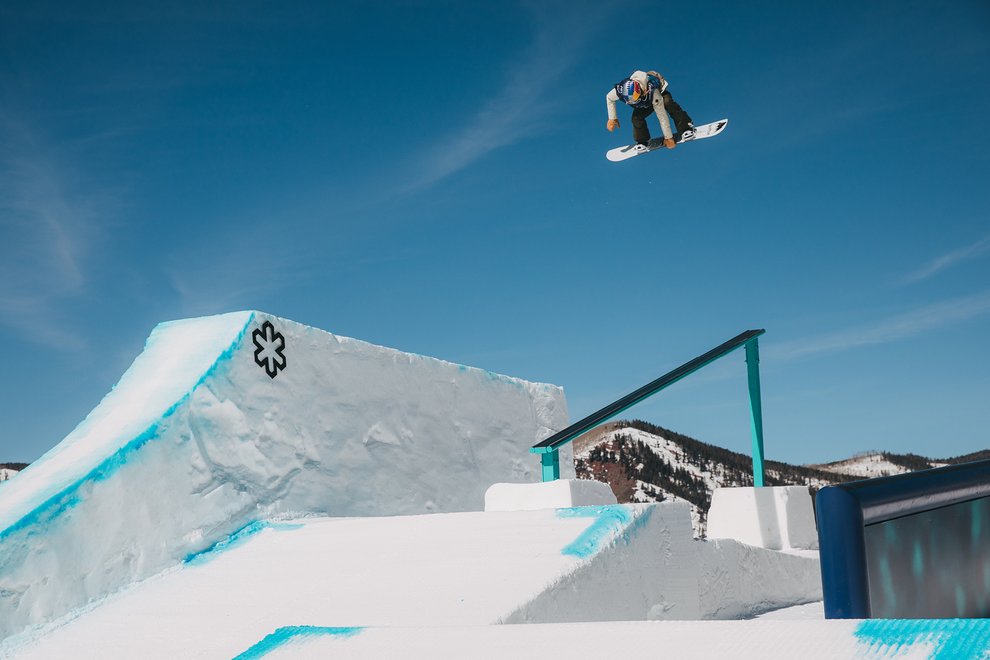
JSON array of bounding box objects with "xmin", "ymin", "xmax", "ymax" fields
[{"xmin": 1, "ymin": 0, "xmax": 988, "ymax": 465}]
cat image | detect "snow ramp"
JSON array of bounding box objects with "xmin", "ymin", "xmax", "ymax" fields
[
  {"xmin": 0, "ymin": 311, "xmax": 569, "ymax": 640},
  {"xmin": 8, "ymin": 503, "xmax": 692, "ymax": 658}
]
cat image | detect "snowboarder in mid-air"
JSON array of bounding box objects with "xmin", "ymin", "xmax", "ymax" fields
[{"xmin": 606, "ymin": 70, "xmax": 694, "ymax": 149}]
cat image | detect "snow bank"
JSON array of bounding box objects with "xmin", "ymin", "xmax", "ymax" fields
[{"xmin": 0, "ymin": 311, "xmax": 569, "ymax": 640}]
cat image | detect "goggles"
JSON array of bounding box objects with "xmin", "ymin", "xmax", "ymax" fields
[{"xmin": 624, "ymin": 80, "xmax": 644, "ymax": 102}]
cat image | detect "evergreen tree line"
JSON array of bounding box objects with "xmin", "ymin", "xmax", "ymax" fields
[{"xmin": 580, "ymin": 433, "xmax": 716, "ymax": 523}]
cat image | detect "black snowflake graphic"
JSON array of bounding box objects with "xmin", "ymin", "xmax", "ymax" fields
[{"xmin": 252, "ymin": 321, "xmax": 286, "ymax": 379}]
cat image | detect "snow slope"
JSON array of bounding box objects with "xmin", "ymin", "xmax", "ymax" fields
[
  {"xmin": 6, "ymin": 504, "xmax": 666, "ymax": 657},
  {"xmin": 5, "ymin": 502, "xmax": 822, "ymax": 659},
  {"xmin": 0, "ymin": 311, "xmax": 569, "ymax": 640}
]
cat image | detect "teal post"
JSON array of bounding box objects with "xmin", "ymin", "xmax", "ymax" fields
[
  {"xmin": 745, "ymin": 338, "xmax": 766, "ymax": 487},
  {"xmin": 541, "ymin": 449, "xmax": 560, "ymax": 482}
]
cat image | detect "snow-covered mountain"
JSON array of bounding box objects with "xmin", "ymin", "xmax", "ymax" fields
[
  {"xmin": 808, "ymin": 452, "xmax": 940, "ymax": 479},
  {"xmin": 573, "ymin": 420, "xmax": 985, "ymax": 536},
  {"xmin": 0, "ymin": 464, "xmax": 26, "ymax": 483}
]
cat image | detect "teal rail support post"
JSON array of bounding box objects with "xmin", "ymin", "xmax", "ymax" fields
[
  {"xmin": 540, "ymin": 449, "xmax": 560, "ymax": 482},
  {"xmin": 745, "ymin": 337, "xmax": 766, "ymax": 487}
]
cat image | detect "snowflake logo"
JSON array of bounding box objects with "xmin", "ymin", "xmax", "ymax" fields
[{"xmin": 252, "ymin": 321, "xmax": 286, "ymax": 379}]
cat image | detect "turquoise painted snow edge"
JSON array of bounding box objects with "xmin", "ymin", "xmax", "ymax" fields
[
  {"xmin": 855, "ymin": 618, "xmax": 990, "ymax": 658},
  {"xmin": 233, "ymin": 626, "xmax": 364, "ymax": 659},
  {"xmin": 184, "ymin": 520, "xmax": 303, "ymax": 566},
  {"xmin": 557, "ymin": 504, "xmax": 654, "ymax": 559},
  {"xmin": 0, "ymin": 312, "xmax": 256, "ymax": 545}
]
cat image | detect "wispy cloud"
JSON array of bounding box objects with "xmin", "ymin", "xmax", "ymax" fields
[
  {"xmin": 770, "ymin": 290, "xmax": 990, "ymax": 361},
  {"xmin": 400, "ymin": 3, "xmax": 609, "ymax": 192},
  {"xmin": 0, "ymin": 114, "xmax": 119, "ymax": 350},
  {"xmin": 901, "ymin": 234, "xmax": 990, "ymax": 285},
  {"xmin": 163, "ymin": 216, "xmax": 320, "ymax": 318}
]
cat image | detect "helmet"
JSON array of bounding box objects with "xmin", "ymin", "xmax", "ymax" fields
[{"xmin": 623, "ymin": 79, "xmax": 644, "ymax": 102}]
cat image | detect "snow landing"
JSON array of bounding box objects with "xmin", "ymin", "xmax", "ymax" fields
[
  {"xmin": 0, "ymin": 311, "xmax": 569, "ymax": 640},
  {"xmin": 5, "ymin": 502, "xmax": 822, "ymax": 659},
  {"xmin": 238, "ymin": 618, "xmax": 990, "ymax": 659}
]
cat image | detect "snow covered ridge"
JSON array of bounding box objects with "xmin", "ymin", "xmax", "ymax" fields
[
  {"xmin": 0, "ymin": 311, "xmax": 569, "ymax": 640},
  {"xmin": 574, "ymin": 423, "xmax": 837, "ymax": 535},
  {"xmin": 810, "ymin": 452, "xmax": 943, "ymax": 478}
]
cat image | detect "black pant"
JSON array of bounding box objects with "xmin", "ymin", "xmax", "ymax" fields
[{"xmin": 631, "ymin": 91, "xmax": 694, "ymax": 144}]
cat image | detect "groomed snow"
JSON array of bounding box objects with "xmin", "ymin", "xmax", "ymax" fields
[
  {"xmin": 4, "ymin": 501, "xmax": 827, "ymax": 658},
  {"xmin": 243, "ymin": 619, "xmax": 990, "ymax": 659},
  {"xmin": 5, "ymin": 505, "xmax": 660, "ymax": 657}
]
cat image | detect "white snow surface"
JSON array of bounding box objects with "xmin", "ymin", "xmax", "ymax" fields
[
  {"xmin": 484, "ymin": 478, "xmax": 617, "ymax": 511},
  {"xmin": 0, "ymin": 311, "xmax": 570, "ymax": 640},
  {"xmin": 0, "ymin": 468, "xmax": 19, "ymax": 482},
  {"xmin": 5, "ymin": 502, "xmax": 824, "ymax": 659},
  {"xmin": 248, "ymin": 620, "xmax": 944, "ymax": 660},
  {"xmin": 707, "ymin": 486, "xmax": 819, "ymax": 551}
]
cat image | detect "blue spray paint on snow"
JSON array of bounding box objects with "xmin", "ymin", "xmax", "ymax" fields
[
  {"xmin": 855, "ymin": 619, "xmax": 990, "ymax": 659},
  {"xmin": 233, "ymin": 625, "xmax": 364, "ymax": 659},
  {"xmin": 557, "ymin": 505, "xmax": 636, "ymax": 559},
  {"xmin": 0, "ymin": 422, "xmax": 163, "ymax": 544},
  {"xmin": 0, "ymin": 313, "xmax": 256, "ymax": 545},
  {"xmin": 184, "ymin": 520, "xmax": 303, "ymax": 566}
]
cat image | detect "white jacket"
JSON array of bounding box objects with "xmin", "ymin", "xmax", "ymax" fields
[{"xmin": 606, "ymin": 70, "xmax": 673, "ymax": 139}]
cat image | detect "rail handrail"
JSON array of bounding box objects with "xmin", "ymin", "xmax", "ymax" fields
[{"xmin": 530, "ymin": 329, "xmax": 767, "ymax": 484}]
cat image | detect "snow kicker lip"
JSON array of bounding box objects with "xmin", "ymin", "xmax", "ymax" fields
[{"xmin": 0, "ymin": 312, "xmax": 256, "ymax": 543}]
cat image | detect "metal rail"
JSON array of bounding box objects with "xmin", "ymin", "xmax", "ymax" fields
[{"xmin": 530, "ymin": 329, "xmax": 767, "ymax": 485}]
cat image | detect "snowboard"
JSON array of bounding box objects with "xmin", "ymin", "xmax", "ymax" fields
[{"xmin": 606, "ymin": 118, "xmax": 728, "ymax": 162}]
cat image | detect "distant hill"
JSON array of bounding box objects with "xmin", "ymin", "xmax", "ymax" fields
[
  {"xmin": 573, "ymin": 419, "xmax": 986, "ymax": 536},
  {"xmin": 0, "ymin": 463, "xmax": 28, "ymax": 483}
]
